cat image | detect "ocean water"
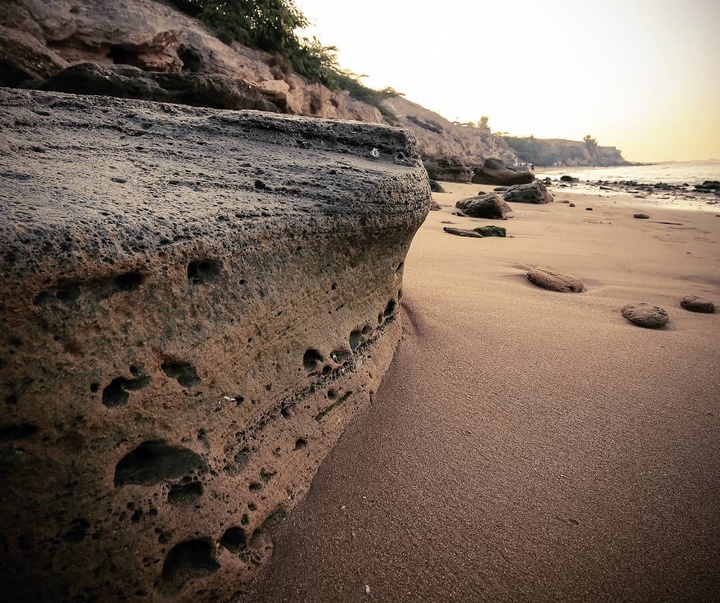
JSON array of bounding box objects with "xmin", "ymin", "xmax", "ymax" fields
[{"xmin": 537, "ymin": 161, "xmax": 720, "ymax": 186}]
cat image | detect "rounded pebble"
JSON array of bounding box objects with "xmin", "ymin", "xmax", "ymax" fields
[
  {"xmin": 527, "ymin": 268, "xmax": 584, "ymax": 293},
  {"xmin": 621, "ymin": 303, "xmax": 669, "ymax": 328},
  {"xmin": 680, "ymin": 295, "xmax": 715, "ymax": 313}
]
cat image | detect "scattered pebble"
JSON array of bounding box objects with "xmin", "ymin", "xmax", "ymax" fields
[
  {"xmin": 527, "ymin": 268, "xmax": 584, "ymax": 293},
  {"xmin": 633, "ymin": 213, "xmax": 649, "ymax": 219},
  {"xmin": 110, "ymin": 177, "xmax": 127, "ymax": 184},
  {"xmin": 569, "ymin": 203, "xmax": 576, "ymax": 207},
  {"xmin": 680, "ymin": 295, "xmax": 715, "ymax": 313},
  {"xmin": 429, "ymin": 201, "xmax": 441, "ymax": 211},
  {"xmin": 585, "ymin": 207, "xmax": 593, "ymax": 211},
  {"xmin": 621, "ymin": 303, "xmax": 669, "ymax": 328}
]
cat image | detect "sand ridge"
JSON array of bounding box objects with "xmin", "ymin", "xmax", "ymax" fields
[{"xmin": 239, "ymin": 182, "xmax": 720, "ymax": 602}]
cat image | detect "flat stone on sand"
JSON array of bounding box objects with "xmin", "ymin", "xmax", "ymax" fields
[
  {"xmin": 621, "ymin": 303, "xmax": 670, "ymax": 328},
  {"xmin": 474, "ymin": 225, "xmax": 507, "ymax": 237},
  {"xmin": 680, "ymin": 295, "xmax": 715, "ymax": 313},
  {"xmin": 527, "ymin": 268, "xmax": 584, "ymax": 293},
  {"xmin": 443, "ymin": 227, "xmax": 483, "ymax": 238},
  {"xmin": 634, "ymin": 213, "xmax": 650, "ymax": 219}
]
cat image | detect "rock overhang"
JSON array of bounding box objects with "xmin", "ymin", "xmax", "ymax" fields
[{"xmin": 0, "ymin": 88, "xmax": 430, "ymax": 602}]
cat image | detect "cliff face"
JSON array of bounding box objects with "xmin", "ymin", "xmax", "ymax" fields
[
  {"xmin": 502, "ymin": 136, "xmax": 629, "ymax": 167},
  {"xmin": 0, "ymin": 0, "xmax": 510, "ymax": 177},
  {"xmin": 0, "ymin": 88, "xmax": 429, "ymax": 602}
]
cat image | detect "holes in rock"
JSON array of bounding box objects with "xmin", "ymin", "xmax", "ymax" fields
[
  {"xmin": 230, "ymin": 447, "xmax": 251, "ymax": 474},
  {"xmin": 362, "ymin": 325, "xmax": 373, "ymax": 336},
  {"xmin": 249, "ymin": 482, "xmax": 262, "ymax": 493},
  {"xmin": 34, "ymin": 282, "xmax": 81, "ymax": 305},
  {"xmin": 178, "ymin": 46, "xmax": 203, "ymax": 72},
  {"xmin": 55, "ymin": 283, "xmax": 81, "ymax": 303},
  {"xmin": 90, "ymin": 383, "xmax": 100, "ymax": 393},
  {"xmin": 187, "ymin": 259, "xmax": 222, "ymax": 285},
  {"xmin": 102, "ymin": 375, "xmax": 151, "ymax": 408},
  {"xmin": 322, "ymin": 365, "xmax": 332, "ymax": 376},
  {"xmin": 327, "ymin": 389, "xmax": 338, "ymax": 400},
  {"xmin": 131, "ymin": 509, "xmax": 144, "ymax": 523},
  {"xmin": 108, "ymin": 45, "xmax": 141, "ymax": 65},
  {"xmin": 349, "ymin": 330, "xmax": 362, "ymax": 352},
  {"xmin": 160, "ymin": 539, "xmax": 220, "ymax": 593},
  {"xmin": 260, "ymin": 469, "xmax": 276, "ymax": 483},
  {"xmin": 302, "ymin": 349, "xmax": 323, "ymax": 374},
  {"xmin": 280, "ymin": 407, "xmax": 291, "ymax": 419},
  {"xmin": 248, "ymin": 503, "xmax": 257, "ymax": 511},
  {"xmin": 384, "ymin": 300, "xmax": 397, "ymax": 318},
  {"xmin": 294, "ymin": 438, "xmax": 307, "ymax": 450},
  {"xmin": 62, "ymin": 518, "xmax": 90, "ymax": 543},
  {"xmin": 396, "ymin": 262, "xmax": 404, "ymax": 272},
  {"xmin": 5, "ymin": 394, "xmax": 18, "ymax": 405},
  {"xmin": 254, "ymin": 179, "xmax": 266, "ymax": 189},
  {"xmin": 161, "ymin": 361, "xmax": 201, "ymax": 388},
  {"xmin": 114, "ymin": 441, "xmax": 207, "ymax": 487},
  {"xmin": 168, "ymin": 482, "xmax": 204, "ymax": 505},
  {"xmin": 220, "ymin": 527, "xmax": 247, "ymax": 554},
  {"xmin": 0, "ymin": 423, "xmax": 38, "ymax": 442},
  {"xmin": 115, "ymin": 272, "xmax": 144, "ymax": 292},
  {"xmin": 331, "ymin": 349, "xmax": 352, "ymax": 364},
  {"xmin": 241, "ymin": 514, "xmax": 249, "ymax": 526}
]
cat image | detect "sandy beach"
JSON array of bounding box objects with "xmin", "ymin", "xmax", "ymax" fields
[{"xmin": 239, "ymin": 182, "xmax": 720, "ymax": 602}]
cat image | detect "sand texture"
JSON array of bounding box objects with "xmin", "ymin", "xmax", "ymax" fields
[{"xmin": 240, "ymin": 182, "xmax": 720, "ymax": 602}]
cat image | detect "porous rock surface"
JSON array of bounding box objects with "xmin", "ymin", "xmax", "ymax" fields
[
  {"xmin": 0, "ymin": 88, "xmax": 430, "ymax": 602},
  {"xmin": 680, "ymin": 295, "xmax": 715, "ymax": 314},
  {"xmin": 621, "ymin": 303, "xmax": 670, "ymax": 328}
]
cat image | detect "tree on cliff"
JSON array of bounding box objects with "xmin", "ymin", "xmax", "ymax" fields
[{"xmin": 583, "ymin": 134, "xmax": 598, "ymax": 158}]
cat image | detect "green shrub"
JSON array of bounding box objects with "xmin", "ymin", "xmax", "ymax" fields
[{"xmin": 166, "ymin": 0, "xmax": 401, "ymax": 111}]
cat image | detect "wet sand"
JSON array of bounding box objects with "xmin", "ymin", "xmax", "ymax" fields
[{"xmin": 238, "ymin": 183, "xmax": 720, "ymax": 602}]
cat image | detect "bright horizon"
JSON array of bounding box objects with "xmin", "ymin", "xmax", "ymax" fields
[{"xmin": 295, "ymin": 0, "xmax": 720, "ymax": 163}]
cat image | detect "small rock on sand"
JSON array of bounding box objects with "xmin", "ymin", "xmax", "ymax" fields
[
  {"xmin": 527, "ymin": 268, "xmax": 584, "ymax": 293},
  {"xmin": 586, "ymin": 207, "xmax": 593, "ymax": 211},
  {"xmin": 621, "ymin": 303, "xmax": 669, "ymax": 328},
  {"xmin": 569, "ymin": 203, "xmax": 576, "ymax": 207},
  {"xmin": 634, "ymin": 213, "xmax": 650, "ymax": 219},
  {"xmin": 429, "ymin": 201, "xmax": 442, "ymax": 211},
  {"xmin": 429, "ymin": 179, "xmax": 445, "ymax": 193},
  {"xmin": 474, "ymin": 225, "xmax": 506, "ymax": 237},
  {"xmin": 456, "ymin": 193, "xmax": 511, "ymax": 219},
  {"xmin": 680, "ymin": 295, "xmax": 715, "ymax": 313},
  {"xmin": 443, "ymin": 227, "xmax": 483, "ymax": 238}
]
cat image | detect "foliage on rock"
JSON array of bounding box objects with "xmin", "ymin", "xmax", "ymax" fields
[{"xmin": 166, "ymin": 0, "xmax": 401, "ymax": 108}]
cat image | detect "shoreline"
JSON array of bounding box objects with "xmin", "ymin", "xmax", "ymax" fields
[{"xmin": 239, "ymin": 182, "xmax": 720, "ymax": 602}]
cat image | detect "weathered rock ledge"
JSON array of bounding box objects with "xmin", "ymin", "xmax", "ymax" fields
[{"xmin": 0, "ymin": 89, "xmax": 430, "ymax": 602}]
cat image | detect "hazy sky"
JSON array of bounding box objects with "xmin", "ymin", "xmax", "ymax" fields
[{"xmin": 295, "ymin": 0, "xmax": 720, "ymax": 162}]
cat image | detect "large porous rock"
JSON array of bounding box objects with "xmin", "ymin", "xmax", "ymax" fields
[
  {"xmin": 456, "ymin": 192, "xmax": 512, "ymax": 219},
  {"xmin": 29, "ymin": 62, "xmax": 281, "ymax": 111},
  {"xmin": 423, "ymin": 157, "xmax": 473, "ymax": 183},
  {"xmin": 503, "ymin": 181, "xmax": 554, "ymax": 204},
  {"xmin": 471, "ymin": 157, "xmax": 535, "ymax": 185},
  {"xmin": 0, "ymin": 89, "xmax": 430, "ymax": 603}
]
